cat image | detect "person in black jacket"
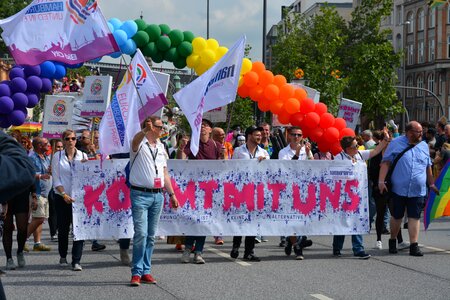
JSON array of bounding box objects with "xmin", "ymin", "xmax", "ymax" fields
[{"xmin": 0, "ymin": 131, "xmax": 36, "ymax": 299}]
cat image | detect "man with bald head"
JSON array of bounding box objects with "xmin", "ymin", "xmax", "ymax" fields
[
  {"xmin": 378, "ymin": 121, "xmax": 439, "ymax": 257},
  {"xmin": 212, "ymin": 127, "xmax": 233, "ymax": 160}
]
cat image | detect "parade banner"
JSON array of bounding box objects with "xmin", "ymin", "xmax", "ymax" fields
[
  {"xmin": 80, "ymin": 76, "xmax": 113, "ymax": 117},
  {"xmin": 203, "ymin": 106, "xmax": 228, "ymax": 123},
  {"xmin": 71, "ymin": 159, "xmax": 369, "ymax": 240},
  {"xmin": 337, "ymin": 98, "xmax": 362, "ymax": 130},
  {"xmin": 42, "ymin": 95, "xmax": 75, "ymax": 138}
]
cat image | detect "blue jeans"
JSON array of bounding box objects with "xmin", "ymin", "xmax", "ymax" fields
[
  {"xmin": 333, "ymin": 235, "xmax": 364, "ymax": 255},
  {"xmin": 130, "ymin": 190, "xmax": 164, "ymax": 276},
  {"xmin": 185, "ymin": 236, "xmax": 206, "ymax": 253}
]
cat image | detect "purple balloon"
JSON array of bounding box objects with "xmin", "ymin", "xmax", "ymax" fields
[
  {"xmin": 9, "ymin": 67, "xmax": 25, "ymax": 80},
  {"xmin": 26, "ymin": 76, "xmax": 43, "ymax": 93},
  {"xmin": 10, "ymin": 77, "xmax": 27, "ymax": 94},
  {"xmin": 0, "ymin": 96, "xmax": 14, "ymax": 114},
  {"xmin": 26, "ymin": 93, "xmax": 39, "ymax": 108},
  {"xmin": 8, "ymin": 110, "xmax": 26, "ymax": 126},
  {"xmin": 41, "ymin": 78, "xmax": 52, "ymax": 93},
  {"xmin": 0, "ymin": 114, "xmax": 12, "ymax": 128},
  {"xmin": 24, "ymin": 65, "xmax": 41, "ymax": 77},
  {"xmin": 53, "ymin": 64, "xmax": 66, "ymax": 80},
  {"xmin": 0, "ymin": 83, "xmax": 11, "ymax": 97},
  {"xmin": 12, "ymin": 92, "xmax": 28, "ymax": 109}
]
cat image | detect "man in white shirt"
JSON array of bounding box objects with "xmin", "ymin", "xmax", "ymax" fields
[
  {"xmin": 230, "ymin": 126, "xmax": 270, "ymax": 262},
  {"xmin": 278, "ymin": 126, "xmax": 313, "ymax": 260}
]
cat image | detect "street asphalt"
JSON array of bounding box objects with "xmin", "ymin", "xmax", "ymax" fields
[{"xmin": 2, "ymin": 217, "xmax": 450, "ymax": 300}]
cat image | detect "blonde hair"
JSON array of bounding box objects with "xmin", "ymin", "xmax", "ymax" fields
[{"xmin": 62, "ymin": 129, "xmax": 75, "ymax": 139}]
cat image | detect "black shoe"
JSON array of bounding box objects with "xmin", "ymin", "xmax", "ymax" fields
[
  {"xmin": 382, "ymin": 227, "xmax": 390, "ymax": 235},
  {"xmin": 91, "ymin": 242, "xmax": 106, "ymax": 251},
  {"xmin": 284, "ymin": 240, "xmax": 293, "ymax": 256},
  {"xmin": 299, "ymin": 238, "xmax": 313, "ymax": 248},
  {"xmin": 354, "ymin": 251, "xmax": 371, "ymax": 259},
  {"xmin": 243, "ymin": 254, "xmax": 261, "ymax": 262},
  {"xmin": 279, "ymin": 240, "xmax": 286, "ymax": 247},
  {"xmin": 294, "ymin": 245, "xmax": 304, "ymax": 260},
  {"xmin": 389, "ymin": 238, "xmax": 398, "ymax": 254},
  {"xmin": 403, "ymin": 222, "xmax": 408, "ymax": 229},
  {"xmin": 409, "ymin": 243, "xmax": 424, "ymax": 257},
  {"xmin": 333, "ymin": 250, "xmax": 342, "ymax": 257},
  {"xmin": 230, "ymin": 248, "xmax": 239, "ymax": 259}
]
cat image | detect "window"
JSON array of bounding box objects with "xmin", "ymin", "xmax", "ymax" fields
[
  {"xmin": 406, "ymin": 77, "xmax": 413, "ymax": 97},
  {"xmin": 440, "ymin": 74, "xmax": 445, "ymax": 96},
  {"xmin": 417, "ymin": 76, "xmax": 424, "ymax": 96},
  {"xmin": 408, "ymin": 43, "xmax": 414, "ymax": 65},
  {"xmin": 407, "ymin": 12, "xmax": 414, "ymax": 33},
  {"xmin": 396, "ymin": 34, "xmax": 402, "ymax": 53},
  {"xmin": 429, "ymin": 7, "xmax": 435, "ymax": 28},
  {"xmin": 428, "ymin": 73, "xmax": 435, "ymax": 95},
  {"xmin": 448, "ymin": 5, "xmax": 450, "ymax": 24},
  {"xmin": 418, "ymin": 9, "xmax": 424, "ymax": 31},
  {"xmin": 418, "ymin": 40, "xmax": 424, "ymax": 63},
  {"xmin": 429, "ymin": 38, "xmax": 435, "ymax": 61},
  {"xmin": 396, "ymin": 5, "xmax": 402, "ymax": 25},
  {"xmin": 448, "ymin": 36, "xmax": 450, "ymax": 58}
]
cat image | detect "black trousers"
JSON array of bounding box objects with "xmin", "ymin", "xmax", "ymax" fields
[
  {"xmin": 47, "ymin": 190, "xmax": 58, "ymax": 237},
  {"xmin": 232, "ymin": 236, "xmax": 256, "ymax": 256}
]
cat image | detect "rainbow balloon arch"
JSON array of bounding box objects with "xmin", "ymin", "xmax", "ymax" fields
[{"xmin": 0, "ymin": 17, "xmax": 356, "ymax": 155}]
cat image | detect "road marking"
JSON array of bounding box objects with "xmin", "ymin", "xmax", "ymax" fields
[
  {"xmin": 310, "ymin": 294, "xmax": 334, "ymax": 300},
  {"xmin": 206, "ymin": 246, "xmax": 251, "ymax": 266},
  {"xmin": 420, "ymin": 245, "xmax": 446, "ymax": 252}
]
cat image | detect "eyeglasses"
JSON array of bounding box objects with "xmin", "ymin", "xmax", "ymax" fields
[
  {"xmin": 81, "ymin": 136, "xmax": 90, "ymax": 139},
  {"xmin": 64, "ymin": 137, "xmax": 76, "ymax": 141},
  {"xmin": 153, "ymin": 124, "xmax": 163, "ymax": 129},
  {"xmin": 348, "ymin": 144, "xmax": 358, "ymax": 149},
  {"xmin": 290, "ymin": 133, "xmax": 303, "ymax": 137}
]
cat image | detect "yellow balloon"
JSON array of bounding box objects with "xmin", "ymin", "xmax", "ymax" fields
[
  {"xmin": 195, "ymin": 64, "xmax": 209, "ymax": 76},
  {"xmin": 186, "ymin": 54, "xmax": 200, "ymax": 69},
  {"xmin": 238, "ymin": 75, "xmax": 244, "ymax": 87},
  {"xmin": 240, "ymin": 58, "xmax": 252, "ymax": 75},
  {"xmin": 192, "ymin": 37, "xmax": 207, "ymax": 54},
  {"xmin": 200, "ymin": 49, "xmax": 216, "ymax": 67},
  {"xmin": 206, "ymin": 38, "xmax": 219, "ymax": 51},
  {"xmin": 215, "ymin": 46, "xmax": 228, "ymax": 61}
]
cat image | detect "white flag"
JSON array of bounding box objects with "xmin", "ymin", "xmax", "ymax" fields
[
  {"xmin": 99, "ymin": 49, "xmax": 167, "ymax": 155},
  {"xmin": 174, "ymin": 36, "xmax": 246, "ymax": 156}
]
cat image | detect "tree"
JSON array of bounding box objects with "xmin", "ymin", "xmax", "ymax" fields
[{"xmin": 0, "ymin": 0, "xmax": 32, "ymax": 55}]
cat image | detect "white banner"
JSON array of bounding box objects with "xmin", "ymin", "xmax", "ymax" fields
[
  {"xmin": 71, "ymin": 160, "xmax": 369, "ymax": 240},
  {"xmin": 337, "ymin": 98, "xmax": 362, "ymax": 130},
  {"xmin": 203, "ymin": 106, "xmax": 228, "ymax": 123},
  {"xmin": 174, "ymin": 36, "xmax": 245, "ymax": 156},
  {"xmin": 80, "ymin": 76, "xmax": 112, "ymax": 117},
  {"xmin": 42, "ymin": 95, "xmax": 75, "ymax": 138}
]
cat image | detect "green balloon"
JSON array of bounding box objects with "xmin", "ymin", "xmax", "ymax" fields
[
  {"xmin": 132, "ymin": 31, "xmax": 150, "ymax": 48},
  {"xmin": 173, "ymin": 57, "xmax": 187, "ymax": 69},
  {"xmin": 145, "ymin": 24, "xmax": 161, "ymax": 42},
  {"xmin": 134, "ymin": 19, "xmax": 147, "ymax": 31},
  {"xmin": 142, "ymin": 42, "xmax": 158, "ymax": 57},
  {"xmin": 183, "ymin": 31, "xmax": 195, "ymax": 43},
  {"xmin": 159, "ymin": 24, "xmax": 171, "ymax": 35},
  {"xmin": 164, "ymin": 47, "xmax": 179, "ymax": 63},
  {"xmin": 156, "ymin": 36, "xmax": 171, "ymax": 52},
  {"xmin": 151, "ymin": 51, "xmax": 164, "ymax": 64},
  {"xmin": 177, "ymin": 41, "xmax": 193, "ymax": 57},
  {"xmin": 168, "ymin": 29, "xmax": 184, "ymax": 47}
]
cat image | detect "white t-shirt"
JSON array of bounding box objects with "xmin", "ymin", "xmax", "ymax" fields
[
  {"xmin": 232, "ymin": 144, "xmax": 270, "ymax": 160},
  {"xmin": 130, "ymin": 138, "xmax": 168, "ymax": 188},
  {"xmin": 278, "ymin": 144, "xmax": 309, "ymax": 160},
  {"xmin": 334, "ymin": 150, "xmax": 370, "ymax": 162},
  {"xmin": 52, "ymin": 149, "xmax": 87, "ymax": 196}
]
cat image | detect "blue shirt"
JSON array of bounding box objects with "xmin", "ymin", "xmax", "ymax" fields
[
  {"xmin": 30, "ymin": 152, "xmax": 52, "ymax": 197},
  {"xmin": 382, "ymin": 136, "xmax": 431, "ymax": 197}
]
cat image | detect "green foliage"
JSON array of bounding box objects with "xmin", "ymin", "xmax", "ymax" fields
[
  {"xmin": 66, "ymin": 66, "xmax": 91, "ymax": 80},
  {"xmin": 0, "ymin": 0, "xmax": 33, "ymax": 55}
]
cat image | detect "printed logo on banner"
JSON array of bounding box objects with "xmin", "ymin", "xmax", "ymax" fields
[
  {"xmin": 66, "ymin": 0, "xmax": 98, "ymax": 25},
  {"xmin": 133, "ymin": 63, "xmax": 147, "ymax": 88},
  {"xmin": 53, "ymin": 100, "xmax": 66, "ymax": 117},
  {"xmin": 90, "ymin": 78, "xmax": 102, "ymax": 95}
]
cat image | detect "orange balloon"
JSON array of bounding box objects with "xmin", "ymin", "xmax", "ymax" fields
[
  {"xmin": 284, "ymin": 97, "xmax": 300, "ymax": 114},
  {"xmin": 334, "ymin": 118, "xmax": 347, "ymax": 131},
  {"xmin": 273, "ymin": 74, "xmax": 287, "ymax": 87},
  {"xmin": 277, "ymin": 111, "xmax": 291, "ymax": 125},
  {"xmin": 259, "ymin": 70, "xmax": 274, "ymax": 87},
  {"xmin": 279, "ymin": 84, "xmax": 295, "ymax": 102},
  {"xmin": 300, "ymin": 98, "xmax": 315, "ymax": 114},
  {"xmin": 251, "ymin": 61, "xmax": 266, "ymax": 74},
  {"xmin": 264, "ymin": 84, "xmax": 279, "ymax": 101},
  {"xmin": 249, "ymin": 85, "xmax": 264, "ymax": 102},
  {"xmin": 237, "ymin": 84, "xmax": 250, "ymax": 98},
  {"xmin": 258, "ymin": 97, "xmax": 271, "ymax": 112},
  {"xmin": 243, "ymin": 71, "xmax": 259, "ymax": 88},
  {"xmin": 294, "ymin": 87, "xmax": 308, "ymax": 101},
  {"xmin": 270, "ymin": 99, "xmax": 284, "ymax": 115}
]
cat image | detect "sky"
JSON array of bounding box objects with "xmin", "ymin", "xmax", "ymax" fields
[{"xmin": 101, "ymin": 0, "xmax": 294, "ymax": 65}]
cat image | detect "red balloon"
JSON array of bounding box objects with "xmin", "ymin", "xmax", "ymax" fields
[
  {"xmin": 237, "ymin": 84, "xmax": 250, "ymax": 98},
  {"xmin": 334, "ymin": 118, "xmax": 347, "ymax": 131},
  {"xmin": 300, "ymin": 98, "xmax": 315, "ymax": 114},
  {"xmin": 301, "ymin": 127, "xmax": 310, "ymax": 138},
  {"xmin": 315, "ymin": 102, "xmax": 328, "ymax": 116},
  {"xmin": 324, "ymin": 127, "xmax": 340, "ymax": 143},
  {"xmin": 304, "ymin": 112, "xmax": 320, "ymax": 129},
  {"xmin": 319, "ymin": 113, "xmax": 335, "ymax": 129},
  {"xmin": 309, "ymin": 126, "xmax": 324, "ymax": 141},
  {"xmin": 340, "ymin": 127, "xmax": 356, "ymax": 139},
  {"xmin": 289, "ymin": 112, "xmax": 304, "ymax": 127},
  {"xmin": 317, "ymin": 141, "xmax": 331, "ymax": 153},
  {"xmin": 277, "ymin": 111, "xmax": 291, "ymax": 125},
  {"xmin": 249, "ymin": 85, "xmax": 264, "ymax": 102},
  {"xmin": 258, "ymin": 98, "xmax": 271, "ymax": 112},
  {"xmin": 330, "ymin": 142, "xmax": 343, "ymax": 156}
]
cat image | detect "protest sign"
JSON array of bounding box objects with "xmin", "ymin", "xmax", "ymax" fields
[
  {"xmin": 42, "ymin": 95, "xmax": 75, "ymax": 138},
  {"xmin": 80, "ymin": 76, "xmax": 112, "ymax": 117},
  {"xmin": 337, "ymin": 98, "xmax": 362, "ymax": 130}
]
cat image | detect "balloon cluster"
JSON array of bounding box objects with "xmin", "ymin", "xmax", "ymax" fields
[
  {"xmin": 186, "ymin": 37, "xmax": 228, "ymax": 75},
  {"xmin": 237, "ymin": 61, "xmax": 355, "ymax": 155},
  {"xmin": 107, "ymin": 18, "xmax": 139, "ymax": 57}
]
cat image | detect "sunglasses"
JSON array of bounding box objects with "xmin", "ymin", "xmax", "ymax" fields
[
  {"xmin": 348, "ymin": 144, "xmax": 358, "ymax": 149},
  {"xmin": 290, "ymin": 133, "xmax": 303, "ymax": 137},
  {"xmin": 153, "ymin": 124, "xmax": 163, "ymax": 129},
  {"xmin": 64, "ymin": 137, "xmax": 76, "ymax": 141}
]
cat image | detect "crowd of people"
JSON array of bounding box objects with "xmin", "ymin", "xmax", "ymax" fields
[{"xmin": 0, "ymin": 116, "xmax": 446, "ymax": 287}]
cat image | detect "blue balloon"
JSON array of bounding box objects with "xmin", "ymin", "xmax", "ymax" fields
[
  {"xmin": 12, "ymin": 92, "xmax": 28, "ymax": 109},
  {"xmin": 113, "ymin": 29, "xmax": 128, "ymax": 46},
  {"xmin": 108, "ymin": 18, "xmax": 122, "ymax": 31},
  {"xmin": 120, "ymin": 39, "xmax": 137, "ymax": 55},
  {"xmin": 53, "ymin": 63, "xmax": 66, "ymax": 80},
  {"xmin": 8, "ymin": 110, "xmax": 26, "ymax": 126},
  {"xmin": 0, "ymin": 96, "xmax": 14, "ymax": 114},
  {"xmin": 40, "ymin": 61, "xmax": 56, "ymax": 78},
  {"xmin": 109, "ymin": 52, "xmax": 121, "ymax": 59},
  {"xmin": 9, "ymin": 67, "xmax": 25, "ymax": 80},
  {"xmin": 120, "ymin": 20, "xmax": 138, "ymax": 39},
  {"xmin": 24, "ymin": 65, "xmax": 41, "ymax": 77},
  {"xmin": 66, "ymin": 63, "xmax": 83, "ymax": 69},
  {"xmin": 0, "ymin": 83, "xmax": 11, "ymax": 97},
  {"xmin": 41, "ymin": 78, "xmax": 52, "ymax": 93}
]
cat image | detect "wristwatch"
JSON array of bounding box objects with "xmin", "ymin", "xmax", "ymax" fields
[{"xmin": 168, "ymin": 192, "xmax": 175, "ymax": 198}]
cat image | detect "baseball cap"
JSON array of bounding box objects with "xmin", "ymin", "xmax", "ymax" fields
[{"xmin": 245, "ymin": 126, "xmax": 264, "ymax": 137}]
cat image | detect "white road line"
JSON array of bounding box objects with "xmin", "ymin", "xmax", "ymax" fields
[
  {"xmin": 206, "ymin": 246, "xmax": 251, "ymax": 266},
  {"xmin": 310, "ymin": 294, "xmax": 334, "ymax": 300},
  {"xmin": 421, "ymin": 245, "xmax": 446, "ymax": 252}
]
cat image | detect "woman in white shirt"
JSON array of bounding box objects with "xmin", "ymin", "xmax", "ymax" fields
[{"xmin": 52, "ymin": 129, "xmax": 87, "ymax": 271}]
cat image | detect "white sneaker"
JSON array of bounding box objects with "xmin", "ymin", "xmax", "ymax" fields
[
  {"xmin": 72, "ymin": 263, "xmax": 82, "ymax": 271},
  {"xmin": 193, "ymin": 253, "xmax": 205, "ymax": 264},
  {"xmin": 374, "ymin": 241, "xmax": 382, "ymax": 250},
  {"xmin": 17, "ymin": 252, "xmax": 25, "ymax": 268},
  {"xmin": 181, "ymin": 249, "xmax": 191, "ymax": 263},
  {"xmin": 6, "ymin": 258, "xmax": 16, "ymax": 270},
  {"xmin": 398, "ymin": 241, "xmax": 410, "ymax": 250}
]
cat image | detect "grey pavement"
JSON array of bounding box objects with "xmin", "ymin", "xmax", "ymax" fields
[{"xmin": 2, "ymin": 217, "xmax": 450, "ymax": 300}]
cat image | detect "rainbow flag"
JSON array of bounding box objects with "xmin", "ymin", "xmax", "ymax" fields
[{"xmin": 424, "ymin": 160, "xmax": 450, "ymax": 229}]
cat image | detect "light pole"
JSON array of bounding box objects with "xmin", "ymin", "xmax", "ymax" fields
[
  {"xmin": 401, "ymin": 17, "xmax": 411, "ymax": 133},
  {"xmin": 394, "ymin": 85, "xmax": 445, "ymax": 119}
]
